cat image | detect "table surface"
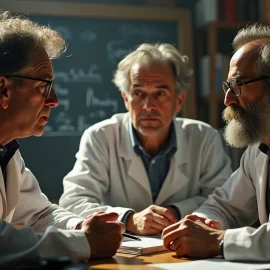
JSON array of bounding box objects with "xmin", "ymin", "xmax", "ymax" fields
[{"xmin": 88, "ymin": 251, "xmax": 190, "ymax": 269}]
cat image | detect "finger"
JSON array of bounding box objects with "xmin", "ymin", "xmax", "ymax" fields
[
  {"xmin": 185, "ymin": 214, "xmax": 206, "ymax": 223},
  {"xmin": 152, "ymin": 206, "xmax": 176, "ymax": 223},
  {"xmin": 162, "ymin": 221, "xmax": 181, "ymax": 238},
  {"xmin": 114, "ymin": 221, "xmax": 126, "ymax": 234},
  {"xmin": 95, "ymin": 212, "xmax": 119, "ymax": 222},
  {"xmin": 152, "ymin": 212, "xmax": 172, "ymax": 228},
  {"xmin": 168, "ymin": 237, "xmax": 182, "ymax": 252},
  {"xmin": 163, "ymin": 232, "xmax": 180, "ymax": 250},
  {"xmin": 143, "ymin": 216, "xmax": 167, "ymax": 232},
  {"xmin": 163, "ymin": 228, "xmax": 184, "ymax": 250},
  {"xmin": 147, "ymin": 226, "xmax": 163, "ymax": 235},
  {"xmin": 205, "ymin": 219, "xmax": 220, "ymax": 229}
]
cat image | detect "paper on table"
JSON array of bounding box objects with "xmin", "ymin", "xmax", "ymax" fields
[
  {"xmin": 118, "ymin": 235, "xmax": 166, "ymax": 255},
  {"xmin": 152, "ymin": 258, "xmax": 270, "ymax": 270}
]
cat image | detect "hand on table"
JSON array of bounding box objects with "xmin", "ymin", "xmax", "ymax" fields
[
  {"xmin": 81, "ymin": 212, "xmax": 125, "ymax": 259},
  {"xmin": 184, "ymin": 214, "xmax": 221, "ymax": 229},
  {"xmin": 162, "ymin": 217, "xmax": 225, "ymax": 258},
  {"xmin": 126, "ymin": 205, "xmax": 178, "ymax": 235}
]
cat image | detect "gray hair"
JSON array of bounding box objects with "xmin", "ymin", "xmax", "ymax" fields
[
  {"xmin": 233, "ymin": 24, "xmax": 270, "ymax": 84},
  {"xmin": 112, "ymin": 43, "xmax": 193, "ymax": 95},
  {"xmin": 0, "ymin": 11, "xmax": 66, "ymax": 75}
]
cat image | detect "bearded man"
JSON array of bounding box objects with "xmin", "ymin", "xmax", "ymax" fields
[{"xmin": 162, "ymin": 23, "xmax": 270, "ymax": 262}]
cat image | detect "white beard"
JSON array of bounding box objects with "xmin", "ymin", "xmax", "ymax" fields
[{"xmin": 224, "ymin": 119, "xmax": 253, "ymax": 148}]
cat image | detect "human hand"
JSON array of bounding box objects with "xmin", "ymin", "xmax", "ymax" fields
[
  {"xmin": 162, "ymin": 218, "xmax": 225, "ymax": 258},
  {"xmin": 184, "ymin": 214, "xmax": 221, "ymax": 230},
  {"xmin": 81, "ymin": 212, "xmax": 125, "ymax": 259},
  {"xmin": 126, "ymin": 205, "xmax": 178, "ymax": 235}
]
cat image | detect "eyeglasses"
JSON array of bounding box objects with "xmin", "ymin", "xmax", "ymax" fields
[
  {"xmin": 4, "ymin": 75, "xmax": 54, "ymax": 99},
  {"xmin": 222, "ymin": 75, "xmax": 270, "ymax": 96}
]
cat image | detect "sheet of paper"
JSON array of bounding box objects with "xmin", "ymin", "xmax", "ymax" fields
[
  {"xmin": 121, "ymin": 236, "xmax": 163, "ymax": 248},
  {"xmin": 152, "ymin": 258, "xmax": 270, "ymax": 270}
]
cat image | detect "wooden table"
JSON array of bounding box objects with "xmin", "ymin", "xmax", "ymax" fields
[{"xmin": 88, "ymin": 251, "xmax": 189, "ymax": 269}]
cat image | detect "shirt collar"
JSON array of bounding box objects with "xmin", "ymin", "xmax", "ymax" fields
[
  {"xmin": 0, "ymin": 140, "xmax": 19, "ymax": 161},
  {"xmin": 259, "ymin": 143, "xmax": 270, "ymax": 157},
  {"xmin": 129, "ymin": 120, "xmax": 177, "ymax": 156}
]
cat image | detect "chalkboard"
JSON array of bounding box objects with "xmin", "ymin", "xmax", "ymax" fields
[{"xmin": 4, "ymin": 2, "xmax": 194, "ymax": 199}]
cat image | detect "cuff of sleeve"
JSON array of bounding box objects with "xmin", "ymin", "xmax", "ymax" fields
[
  {"xmin": 121, "ymin": 210, "xmax": 135, "ymax": 225},
  {"xmin": 66, "ymin": 218, "xmax": 84, "ymax": 230},
  {"xmin": 166, "ymin": 205, "xmax": 181, "ymax": 220}
]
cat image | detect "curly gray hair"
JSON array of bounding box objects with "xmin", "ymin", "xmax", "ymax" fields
[
  {"xmin": 233, "ymin": 24, "xmax": 270, "ymax": 83},
  {"xmin": 0, "ymin": 11, "xmax": 66, "ymax": 75},
  {"xmin": 112, "ymin": 43, "xmax": 193, "ymax": 95}
]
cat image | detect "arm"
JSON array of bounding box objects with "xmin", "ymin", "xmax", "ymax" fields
[
  {"xmin": 193, "ymin": 146, "xmax": 258, "ymax": 229},
  {"xmin": 223, "ymin": 223, "xmax": 270, "ymax": 261},
  {"xmin": 0, "ymin": 219, "xmax": 89, "ymax": 265},
  {"xmin": 11, "ymin": 151, "xmax": 84, "ymax": 231},
  {"xmin": 59, "ymin": 129, "xmax": 133, "ymax": 220},
  {"xmin": 170, "ymin": 129, "xmax": 233, "ymax": 217}
]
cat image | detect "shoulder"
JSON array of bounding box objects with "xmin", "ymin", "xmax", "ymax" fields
[
  {"xmin": 81, "ymin": 113, "xmax": 128, "ymax": 141},
  {"xmin": 174, "ymin": 117, "xmax": 218, "ymax": 136}
]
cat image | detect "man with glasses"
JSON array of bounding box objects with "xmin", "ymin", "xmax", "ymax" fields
[
  {"xmin": 0, "ymin": 11, "xmax": 124, "ymax": 265},
  {"xmin": 162, "ymin": 24, "xmax": 270, "ymax": 262}
]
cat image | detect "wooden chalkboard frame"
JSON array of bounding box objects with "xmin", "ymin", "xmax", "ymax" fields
[{"xmin": 2, "ymin": 0, "xmax": 196, "ymax": 118}]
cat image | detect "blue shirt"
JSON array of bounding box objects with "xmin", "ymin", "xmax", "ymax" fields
[{"xmin": 129, "ymin": 121, "xmax": 177, "ymax": 202}]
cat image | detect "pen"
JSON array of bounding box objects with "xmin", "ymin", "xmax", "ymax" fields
[{"xmin": 123, "ymin": 232, "xmax": 141, "ymax": 241}]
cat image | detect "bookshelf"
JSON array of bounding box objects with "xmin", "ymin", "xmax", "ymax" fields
[{"xmin": 197, "ymin": 21, "xmax": 250, "ymax": 129}]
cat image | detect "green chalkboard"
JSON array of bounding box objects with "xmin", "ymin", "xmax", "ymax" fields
[{"xmin": 6, "ymin": 3, "xmax": 193, "ymax": 200}]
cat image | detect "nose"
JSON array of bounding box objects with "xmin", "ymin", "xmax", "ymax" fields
[
  {"xmin": 45, "ymin": 87, "xmax": 59, "ymax": 108},
  {"xmin": 224, "ymin": 88, "xmax": 238, "ymax": 107},
  {"xmin": 143, "ymin": 95, "xmax": 156, "ymax": 111}
]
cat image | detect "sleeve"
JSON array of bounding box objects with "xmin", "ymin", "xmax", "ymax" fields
[
  {"xmin": 170, "ymin": 128, "xmax": 233, "ymax": 217},
  {"xmin": 2, "ymin": 151, "xmax": 91, "ymax": 263},
  {"xmin": 0, "ymin": 219, "xmax": 90, "ymax": 265},
  {"xmin": 193, "ymin": 146, "xmax": 259, "ymax": 229},
  {"xmin": 223, "ymin": 224, "xmax": 270, "ymax": 261},
  {"xmin": 59, "ymin": 129, "xmax": 133, "ymax": 219},
  {"xmin": 11, "ymin": 151, "xmax": 84, "ymax": 231}
]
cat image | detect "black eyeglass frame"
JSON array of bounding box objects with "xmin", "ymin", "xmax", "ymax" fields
[
  {"xmin": 3, "ymin": 75, "xmax": 54, "ymax": 99},
  {"xmin": 222, "ymin": 75, "xmax": 270, "ymax": 96}
]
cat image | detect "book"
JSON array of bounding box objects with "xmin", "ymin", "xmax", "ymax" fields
[{"xmin": 117, "ymin": 235, "xmax": 166, "ymax": 255}]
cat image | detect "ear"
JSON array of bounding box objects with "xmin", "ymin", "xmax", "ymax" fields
[
  {"xmin": 0, "ymin": 76, "xmax": 10, "ymax": 109},
  {"xmin": 175, "ymin": 91, "xmax": 186, "ymax": 113},
  {"xmin": 121, "ymin": 91, "xmax": 130, "ymax": 111}
]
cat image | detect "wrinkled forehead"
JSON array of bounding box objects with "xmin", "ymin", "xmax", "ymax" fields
[
  {"xmin": 130, "ymin": 61, "xmax": 173, "ymax": 76},
  {"xmin": 230, "ymin": 42, "xmax": 261, "ymax": 78}
]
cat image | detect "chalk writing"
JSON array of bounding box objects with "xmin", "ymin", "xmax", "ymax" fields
[
  {"xmin": 107, "ymin": 40, "xmax": 132, "ymax": 65},
  {"xmin": 86, "ymin": 87, "xmax": 118, "ymax": 112},
  {"xmin": 54, "ymin": 65, "xmax": 103, "ymax": 82}
]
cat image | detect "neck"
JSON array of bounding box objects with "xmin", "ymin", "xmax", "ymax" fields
[
  {"xmin": 136, "ymin": 129, "xmax": 170, "ymax": 157},
  {"xmin": 0, "ymin": 116, "xmax": 17, "ymax": 145}
]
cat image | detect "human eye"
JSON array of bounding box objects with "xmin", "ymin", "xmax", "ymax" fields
[
  {"xmin": 132, "ymin": 89, "xmax": 144, "ymax": 97},
  {"xmin": 157, "ymin": 90, "xmax": 166, "ymax": 96},
  {"xmin": 38, "ymin": 82, "xmax": 47, "ymax": 95}
]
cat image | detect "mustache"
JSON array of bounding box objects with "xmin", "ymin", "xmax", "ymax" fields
[
  {"xmin": 222, "ymin": 105, "xmax": 246, "ymax": 122},
  {"xmin": 138, "ymin": 112, "xmax": 160, "ymax": 119}
]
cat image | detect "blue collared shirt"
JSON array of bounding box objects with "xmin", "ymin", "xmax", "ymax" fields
[{"xmin": 129, "ymin": 121, "xmax": 177, "ymax": 202}]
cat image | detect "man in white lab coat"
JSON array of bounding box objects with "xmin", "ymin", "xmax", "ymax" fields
[
  {"xmin": 60, "ymin": 43, "xmax": 232, "ymax": 236},
  {"xmin": 0, "ymin": 11, "xmax": 124, "ymax": 265},
  {"xmin": 162, "ymin": 23, "xmax": 270, "ymax": 262}
]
